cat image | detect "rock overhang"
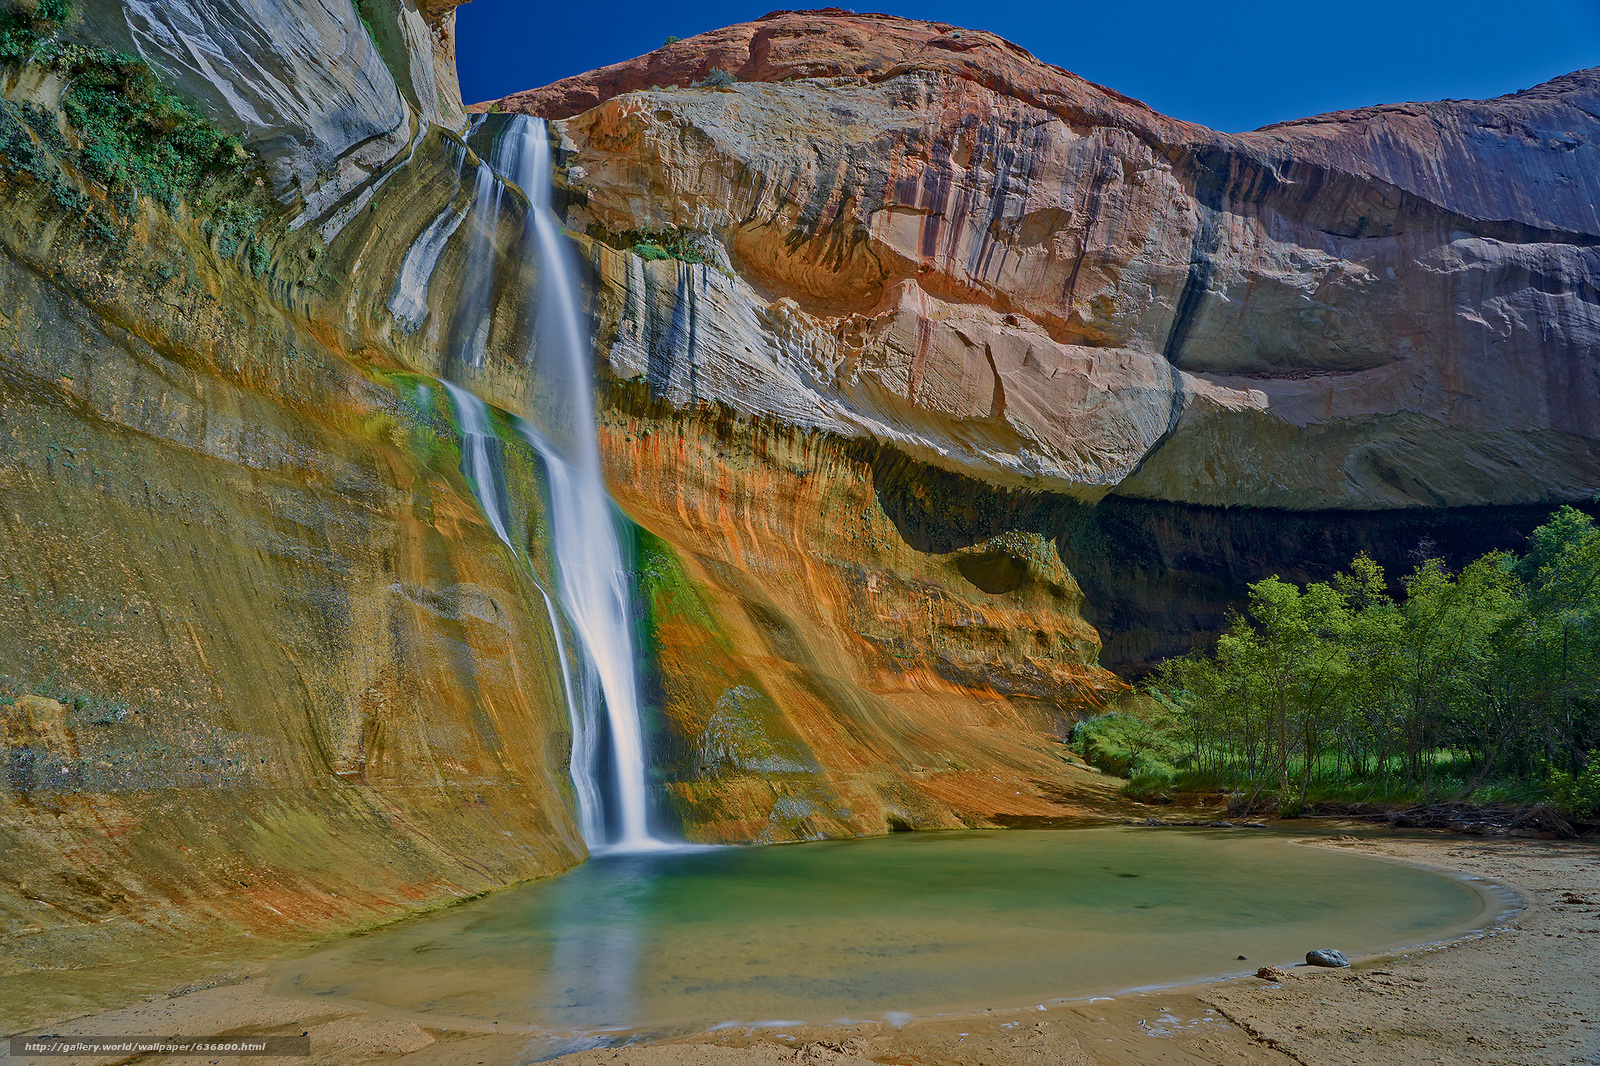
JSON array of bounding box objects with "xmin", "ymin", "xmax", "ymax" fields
[{"xmin": 473, "ymin": 13, "xmax": 1599, "ymax": 511}]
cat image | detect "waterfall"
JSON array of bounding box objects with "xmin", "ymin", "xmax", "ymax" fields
[
  {"xmin": 453, "ymin": 159, "xmax": 506, "ymax": 371},
  {"xmin": 437, "ymin": 116, "xmax": 667, "ymax": 854},
  {"xmin": 440, "ymin": 380, "xmax": 606, "ymax": 845}
]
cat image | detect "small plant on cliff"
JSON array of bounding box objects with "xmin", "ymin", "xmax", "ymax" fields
[
  {"xmin": 205, "ymin": 199, "xmax": 270, "ymax": 270},
  {"xmin": 352, "ymin": 0, "xmax": 378, "ymax": 45},
  {"xmin": 696, "ymin": 67, "xmax": 737, "ymax": 90},
  {"xmin": 0, "ymin": 0, "xmax": 70, "ymax": 64},
  {"xmin": 60, "ymin": 47, "xmax": 247, "ymax": 208},
  {"xmin": 387, "ymin": 378, "xmax": 463, "ymax": 473},
  {"xmin": 595, "ymin": 224, "xmax": 717, "ymax": 266},
  {"xmin": 662, "ymin": 36, "xmax": 682, "ymax": 46},
  {"xmin": 0, "ymin": 99, "xmax": 87, "ymax": 214}
]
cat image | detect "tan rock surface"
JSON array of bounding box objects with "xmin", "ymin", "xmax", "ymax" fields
[
  {"xmin": 0, "ymin": 130, "xmax": 589, "ymax": 1030},
  {"xmin": 483, "ymin": 10, "xmax": 1600, "ymax": 510},
  {"xmin": 596, "ymin": 384, "xmax": 1124, "ymax": 842}
]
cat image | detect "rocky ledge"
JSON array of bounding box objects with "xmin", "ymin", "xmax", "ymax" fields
[{"xmin": 482, "ymin": 9, "xmax": 1600, "ymax": 513}]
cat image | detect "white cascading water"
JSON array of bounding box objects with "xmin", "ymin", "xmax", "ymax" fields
[
  {"xmin": 440, "ymin": 116, "xmax": 664, "ymax": 853},
  {"xmin": 440, "ymin": 379, "xmax": 606, "ymax": 845},
  {"xmin": 455, "ymin": 158, "xmax": 506, "ymax": 370}
]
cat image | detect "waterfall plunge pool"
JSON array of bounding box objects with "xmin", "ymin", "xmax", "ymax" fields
[{"xmin": 272, "ymin": 827, "xmax": 1501, "ymax": 1043}]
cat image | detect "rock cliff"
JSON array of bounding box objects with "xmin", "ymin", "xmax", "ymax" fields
[
  {"xmin": 2, "ymin": 0, "xmax": 1595, "ymax": 1032},
  {"xmin": 480, "ymin": 7, "xmax": 1598, "ymax": 664},
  {"xmin": 496, "ymin": 10, "xmax": 1598, "ymax": 513},
  {"xmin": 0, "ymin": 3, "xmax": 1127, "ymax": 1029}
]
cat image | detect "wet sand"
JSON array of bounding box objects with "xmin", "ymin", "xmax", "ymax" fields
[{"xmin": 6, "ymin": 833, "xmax": 1598, "ymax": 1066}]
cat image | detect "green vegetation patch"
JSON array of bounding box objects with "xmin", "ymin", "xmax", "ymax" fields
[
  {"xmin": 1070, "ymin": 701, "xmax": 1184, "ymax": 780},
  {"xmin": 0, "ymin": 97, "xmax": 89, "ymax": 216},
  {"xmin": 1075, "ymin": 506, "xmax": 1600, "ymax": 822},
  {"xmin": 1549, "ymin": 759, "xmax": 1600, "ymax": 820},
  {"xmin": 0, "ymin": 1, "xmax": 277, "ymax": 269},
  {"xmin": 371, "ymin": 371, "xmax": 465, "ymax": 474},
  {"xmin": 0, "ymin": 0, "xmax": 70, "ymax": 65},
  {"xmin": 634, "ymin": 525, "xmax": 723, "ymax": 641},
  {"xmin": 1, "ymin": 672, "xmax": 135, "ymax": 726},
  {"xmin": 590, "ymin": 223, "xmax": 718, "ymax": 266},
  {"xmin": 695, "ymin": 68, "xmax": 737, "ymax": 90},
  {"xmin": 59, "ymin": 48, "xmax": 246, "ymax": 207}
]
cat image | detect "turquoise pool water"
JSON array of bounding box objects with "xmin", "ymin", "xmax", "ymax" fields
[{"xmin": 276, "ymin": 828, "xmax": 1496, "ymax": 1037}]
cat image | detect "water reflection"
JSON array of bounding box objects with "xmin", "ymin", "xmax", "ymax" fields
[
  {"xmin": 279, "ymin": 829, "xmax": 1498, "ymax": 1039},
  {"xmin": 540, "ymin": 854, "xmax": 656, "ymax": 1030}
]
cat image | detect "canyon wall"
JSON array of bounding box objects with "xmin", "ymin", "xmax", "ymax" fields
[
  {"xmin": 0, "ymin": 3, "xmax": 1126, "ymax": 1029},
  {"xmin": 485, "ymin": 9, "xmax": 1599, "ymax": 664},
  {"xmin": 2, "ymin": 0, "xmax": 1596, "ymax": 1031},
  {"xmin": 0, "ymin": 5, "xmax": 589, "ymax": 1023}
]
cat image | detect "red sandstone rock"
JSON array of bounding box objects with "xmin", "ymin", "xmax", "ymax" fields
[
  {"xmin": 482, "ymin": 10, "xmax": 1600, "ymax": 511},
  {"xmin": 474, "ymin": 10, "xmax": 1181, "ymax": 136}
]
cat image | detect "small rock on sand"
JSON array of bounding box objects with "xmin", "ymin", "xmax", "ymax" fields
[
  {"xmin": 794, "ymin": 1038, "xmax": 869, "ymax": 1064},
  {"xmin": 1306, "ymin": 949, "xmax": 1350, "ymax": 967},
  {"xmin": 1256, "ymin": 966, "xmax": 1291, "ymax": 981}
]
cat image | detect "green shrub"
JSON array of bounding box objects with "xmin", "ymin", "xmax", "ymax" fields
[
  {"xmin": 205, "ymin": 199, "xmax": 267, "ymax": 259},
  {"xmin": 0, "ymin": 99, "xmax": 52, "ymax": 183},
  {"xmin": 1549, "ymin": 761, "xmax": 1600, "ymax": 819},
  {"xmin": 0, "ymin": 0, "xmax": 70, "ymax": 64},
  {"xmin": 1070, "ymin": 701, "xmax": 1186, "ymax": 781},
  {"xmin": 604, "ymin": 226, "xmax": 716, "ymax": 266},
  {"xmin": 60, "ymin": 46, "xmax": 246, "ymax": 207},
  {"xmin": 1070, "ymin": 715, "xmax": 1133, "ymax": 776}
]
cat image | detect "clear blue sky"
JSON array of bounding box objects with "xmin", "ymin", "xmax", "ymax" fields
[{"xmin": 454, "ymin": 0, "xmax": 1600, "ymax": 132}]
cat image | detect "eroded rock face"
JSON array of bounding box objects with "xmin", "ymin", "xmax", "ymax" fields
[
  {"xmin": 0, "ymin": 5, "xmax": 1133, "ymax": 1025},
  {"xmin": 597, "ymin": 384, "xmax": 1120, "ymax": 844},
  {"xmin": 76, "ymin": 0, "xmax": 466, "ymax": 223},
  {"xmin": 0, "ymin": 108, "xmax": 612, "ymax": 1023},
  {"xmin": 487, "ymin": 9, "xmax": 1600, "ymax": 512}
]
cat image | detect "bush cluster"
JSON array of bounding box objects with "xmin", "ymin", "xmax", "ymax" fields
[
  {"xmin": 0, "ymin": 1, "xmax": 272, "ymax": 266},
  {"xmin": 60, "ymin": 47, "xmax": 245, "ymax": 207},
  {"xmin": 0, "ymin": 0, "xmax": 70, "ymax": 65},
  {"xmin": 595, "ymin": 225, "xmax": 718, "ymax": 266},
  {"xmin": 1076, "ymin": 506, "xmax": 1600, "ymax": 818}
]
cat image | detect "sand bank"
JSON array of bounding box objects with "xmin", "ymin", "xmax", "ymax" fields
[{"xmin": 6, "ymin": 833, "xmax": 1597, "ymax": 1066}]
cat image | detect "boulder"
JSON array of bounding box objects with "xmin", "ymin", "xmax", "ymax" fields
[{"xmin": 1306, "ymin": 949, "xmax": 1351, "ymax": 968}]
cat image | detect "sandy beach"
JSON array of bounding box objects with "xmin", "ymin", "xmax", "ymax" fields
[{"xmin": 6, "ymin": 831, "xmax": 1598, "ymax": 1066}]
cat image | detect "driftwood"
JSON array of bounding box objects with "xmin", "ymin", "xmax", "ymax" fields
[
  {"xmin": 1133, "ymin": 792, "xmax": 1595, "ymax": 838},
  {"xmin": 1303, "ymin": 800, "xmax": 1582, "ymax": 839}
]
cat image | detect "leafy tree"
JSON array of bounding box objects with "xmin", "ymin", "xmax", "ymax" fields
[{"xmin": 1085, "ymin": 507, "xmax": 1600, "ymax": 814}]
